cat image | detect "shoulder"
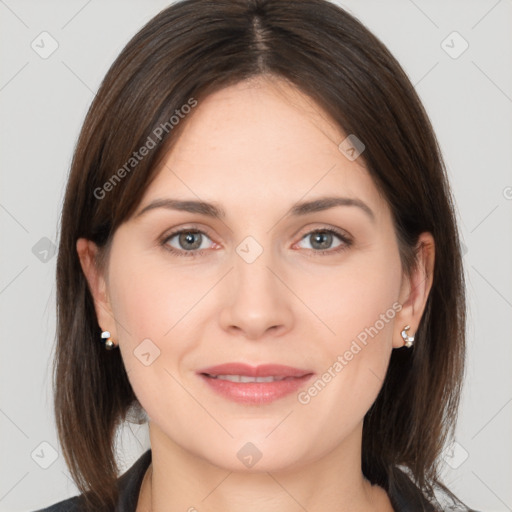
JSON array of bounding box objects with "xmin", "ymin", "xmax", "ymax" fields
[
  {"xmin": 388, "ymin": 466, "xmax": 483, "ymax": 512},
  {"xmin": 31, "ymin": 449, "xmax": 152, "ymax": 512},
  {"xmin": 31, "ymin": 495, "xmax": 84, "ymax": 512}
]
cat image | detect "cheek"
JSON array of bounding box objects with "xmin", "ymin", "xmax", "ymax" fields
[
  {"xmin": 106, "ymin": 249, "xmax": 217, "ymax": 409},
  {"xmin": 297, "ymin": 247, "xmax": 402, "ymax": 405},
  {"xmin": 332, "ymin": 267, "xmax": 399, "ymax": 347},
  {"xmin": 108, "ymin": 252, "xmax": 206, "ymax": 344},
  {"xmin": 106, "ymin": 253, "xmax": 206, "ymax": 419},
  {"xmin": 307, "ymin": 248, "xmax": 402, "ymax": 349}
]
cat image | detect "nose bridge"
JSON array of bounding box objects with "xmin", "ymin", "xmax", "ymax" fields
[
  {"xmin": 218, "ymin": 232, "xmax": 294, "ymax": 338},
  {"xmin": 233, "ymin": 233, "xmax": 279, "ymax": 301}
]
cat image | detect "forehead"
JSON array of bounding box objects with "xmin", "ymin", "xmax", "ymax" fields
[
  {"xmin": 142, "ymin": 77, "xmax": 388, "ymax": 218},
  {"xmin": 171, "ymin": 77, "xmax": 345, "ymax": 169}
]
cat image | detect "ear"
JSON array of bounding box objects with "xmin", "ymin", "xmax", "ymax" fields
[
  {"xmin": 393, "ymin": 232, "xmax": 435, "ymax": 349},
  {"xmin": 76, "ymin": 238, "xmax": 118, "ymax": 341}
]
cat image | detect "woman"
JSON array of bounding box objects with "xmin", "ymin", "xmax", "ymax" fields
[{"xmin": 36, "ymin": 0, "xmax": 479, "ymax": 510}]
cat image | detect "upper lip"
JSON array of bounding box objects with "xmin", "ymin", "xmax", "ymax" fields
[{"xmin": 197, "ymin": 363, "xmax": 314, "ymax": 378}]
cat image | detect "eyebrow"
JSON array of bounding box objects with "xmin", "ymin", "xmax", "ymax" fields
[{"xmin": 134, "ymin": 196, "xmax": 375, "ymax": 222}]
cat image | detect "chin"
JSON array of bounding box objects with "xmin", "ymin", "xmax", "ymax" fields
[{"xmin": 191, "ymin": 434, "xmax": 316, "ymax": 474}]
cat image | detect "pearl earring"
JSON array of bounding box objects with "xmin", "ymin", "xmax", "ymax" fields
[
  {"xmin": 100, "ymin": 330, "xmax": 116, "ymax": 350},
  {"xmin": 401, "ymin": 325, "xmax": 415, "ymax": 348}
]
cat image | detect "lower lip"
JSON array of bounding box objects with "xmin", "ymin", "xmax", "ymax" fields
[{"xmin": 198, "ymin": 373, "xmax": 315, "ymax": 404}]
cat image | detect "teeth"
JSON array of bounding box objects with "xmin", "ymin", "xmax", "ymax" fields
[{"xmin": 209, "ymin": 374, "xmax": 289, "ymax": 383}]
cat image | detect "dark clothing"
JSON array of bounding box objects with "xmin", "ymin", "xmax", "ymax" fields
[{"xmin": 32, "ymin": 449, "xmax": 480, "ymax": 512}]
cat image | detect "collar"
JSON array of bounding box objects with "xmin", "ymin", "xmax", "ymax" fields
[{"xmin": 115, "ymin": 449, "xmax": 439, "ymax": 512}]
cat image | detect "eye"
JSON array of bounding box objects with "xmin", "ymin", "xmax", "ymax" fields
[
  {"xmin": 162, "ymin": 228, "xmax": 215, "ymax": 257},
  {"xmin": 160, "ymin": 226, "xmax": 352, "ymax": 258},
  {"xmin": 295, "ymin": 228, "xmax": 352, "ymax": 255}
]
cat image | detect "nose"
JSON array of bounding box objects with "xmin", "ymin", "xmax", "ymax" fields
[{"xmin": 218, "ymin": 243, "xmax": 294, "ymax": 341}]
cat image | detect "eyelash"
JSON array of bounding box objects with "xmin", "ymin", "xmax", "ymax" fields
[{"xmin": 160, "ymin": 226, "xmax": 353, "ymax": 258}]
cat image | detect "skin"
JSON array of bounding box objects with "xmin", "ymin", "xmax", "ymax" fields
[{"xmin": 77, "ymin": 75, "xmax": 434, "ymax": 512}]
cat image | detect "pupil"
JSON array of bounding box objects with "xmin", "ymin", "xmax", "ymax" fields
[
  {"xmin": 313, "ymin": 232, "xmax": 331, "ymax": 250},
  {"xmin": 180, "ymin": 232, "xmax": 201, "ymax": 250}
]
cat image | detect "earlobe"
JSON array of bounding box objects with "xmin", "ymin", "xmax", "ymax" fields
[
  {"xmin": 76, "ymin": 238, "xmax": 116, "ymax": 339},
  {"xmin": 393, "ymin": 232, "xmax": 435, "ymax": 349}
]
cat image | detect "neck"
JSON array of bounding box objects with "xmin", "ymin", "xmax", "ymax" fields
[{"xmin": 136, "ymin": 422, "xmax": 394, "ymax": 512}]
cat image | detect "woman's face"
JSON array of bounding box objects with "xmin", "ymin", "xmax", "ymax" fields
[{"xmin": 81, "ymin": 77, "xmax": 430, "ymax": 472}]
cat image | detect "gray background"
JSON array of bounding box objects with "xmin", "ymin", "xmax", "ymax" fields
[{"xmin": 1, "ymin": 0, "xmax": 511, "ymax": 511}]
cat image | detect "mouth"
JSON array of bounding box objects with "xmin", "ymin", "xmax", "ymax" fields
[
  {"xmin": 202, "ymin": 374, "xmax": 303, "ymax": 382},
  {"xmin": 196, "ymin": 362, "xmax": 313, "ymax": 378},
  {"xmin": 196, "ymin": 363, "xmax": 315, "ymax": 404}
]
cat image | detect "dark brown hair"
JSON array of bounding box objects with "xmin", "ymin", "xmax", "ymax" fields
[{"xmin": 54, "ymin": 0, "xmax": 468, "ymax": 510}]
